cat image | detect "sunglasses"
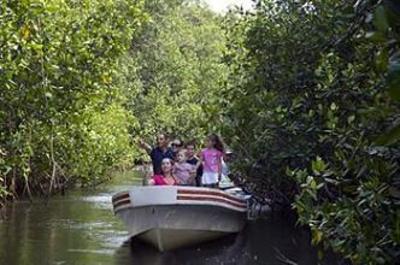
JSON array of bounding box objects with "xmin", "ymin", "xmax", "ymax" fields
[{"xmin": 171, "ymin": 143, "xmax": 182, "ymax": 147}]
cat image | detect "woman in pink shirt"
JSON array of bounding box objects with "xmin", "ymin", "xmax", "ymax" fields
[
  {"xmin": 148, "ymin": 158, "xmax": 178, "ymax": 186},
  {"xmin": 196, "ymin": 134, "xmax": 224, "ymax": 188}
]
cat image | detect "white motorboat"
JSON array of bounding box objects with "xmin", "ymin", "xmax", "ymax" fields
[{"xmin": 112, "ymin": 186, "xmax": 248, "ymax": 251}]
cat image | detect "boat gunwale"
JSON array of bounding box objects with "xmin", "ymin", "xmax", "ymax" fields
[
  {"xmin": 112, "ymin": 186, "xmax": 248, "ymax": 214},
  {"xmin": 113, "ymin": 199, "xmax": 247, "ymax": 214},
  {"xmin": 177, "ymin": 188, "xmax": 246, "ymax": 204},
  {"xmin": 176, "ymin": 195, "xmax": 246, "ymax": 208},
  {"xmin": 112, "ymin": 186, "xmax": 246, "ymax": 203}
]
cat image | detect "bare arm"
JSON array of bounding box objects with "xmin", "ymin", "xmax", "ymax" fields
[{"xmin": 195, "ymin": 152, "xmax": 203, "ymax": 170}]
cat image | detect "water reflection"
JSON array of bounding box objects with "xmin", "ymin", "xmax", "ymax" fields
[
  {"xmin": 0, "ymin": 172, "xmax": 345, "ymax": 265},
  {"xmin": 114, "ymin": 217, "xmax": 343, "ymax": 265}
]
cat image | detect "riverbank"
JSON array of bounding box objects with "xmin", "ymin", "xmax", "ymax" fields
[{"xmin": 0, "ymin": 166, "xmax": 143, "ymax": 211}]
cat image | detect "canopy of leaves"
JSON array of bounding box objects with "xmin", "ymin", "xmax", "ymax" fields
[
  {"xmin": 223, "ymin": 0, "xmax": 400, "ymax": 263},
  {"xmin": 122, "ymin": 1, "xmax": 227, "ymax": 144},
  {"xmin": 121, "ymin": 0, "xmax": 228, "ymax": 146},
  {"xmin": 0, "ymin": 0, "xmax": 146, "ymax": 198},
  {"xmin": 0, "ymin": 0, "xmax": 229, "ymax": 198}
]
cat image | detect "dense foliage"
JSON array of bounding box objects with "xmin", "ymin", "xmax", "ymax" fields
[
  {"xmin": 0, "ymin": 0, "xmax": 146, "ymax": 201},
  {"xmin": 223, "ymin": 0, "xmax": 400, "ymax": 263},
  {"xmin": 0, "ymin": 0, "xmax": 227, "ymax": 199},
  {"xmin": 121, "ymin": 0, "xmax": 228, "ymax": 145},
  {"xmin": 1, "ymin": 0, "xmax": 399, "ymax": 263}
]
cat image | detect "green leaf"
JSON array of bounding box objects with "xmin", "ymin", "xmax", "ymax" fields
[
  {"xmin": 373, "ymin": 5, "xmax": 389, "ymax": 32},
  {"xmin": 312, "ymin": 156, "xmax": 327, "ymax": 175},
  {"xmin": 347, "ymin": 115, "xmax": 355, "ymax": 124},
  {"xmin": 365, "ymin": 31, "xmax": 386, "ymax": 43},
  {"xmin": 375, "ymin": 49, "xmax": 388, "ymax": 73},
  {"xmin": 312, "ymin": 229, "xmax": 323, "ymax": 245}
]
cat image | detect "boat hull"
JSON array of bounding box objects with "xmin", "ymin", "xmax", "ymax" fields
[
  {"xmin": 112, "ymin": 186, "xmax": 247, "ymax": 251},
  {"xmin": 138, "ymin": 228, "xmax": 227, "ymax": 251}
]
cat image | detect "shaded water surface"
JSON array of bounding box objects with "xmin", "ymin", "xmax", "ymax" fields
[{"xmin": 0, "ymin": 171, "xmax": 342, "ymax": 265}]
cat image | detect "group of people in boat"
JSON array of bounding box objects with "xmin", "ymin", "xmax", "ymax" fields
[{"xmin": 139, "ymin": 133, "xmax": 232, "ymax": 188}]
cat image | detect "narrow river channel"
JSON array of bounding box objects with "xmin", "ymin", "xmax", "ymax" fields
[{"xmin": 0, "ymin": 170, "xmax": 344, "ymax": 265}]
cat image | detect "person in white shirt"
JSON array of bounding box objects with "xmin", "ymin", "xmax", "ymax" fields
[{"xmin": 220, "ymin": 149, "xmax": 234, "ymax": 188}]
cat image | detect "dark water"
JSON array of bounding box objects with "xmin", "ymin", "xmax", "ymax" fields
[{"xmin": 0, "ymin": 171, "xmax": 343, "ymax": 265}]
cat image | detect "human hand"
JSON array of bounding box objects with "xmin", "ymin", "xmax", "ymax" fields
[{"xmin": 148, "ymin": 178, "xmax": 155, "ymax": 185}]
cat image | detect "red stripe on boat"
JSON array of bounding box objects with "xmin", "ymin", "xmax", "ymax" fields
[
  {"xmin": 113, "ymin": 198, "xmax": 131, "ymax": 208},
  {"xmin": 178, "ymin": 189, "xmax": 245, "ymax": 204},
  {"xmin": 112, "ymin": 193, "xmax": 130, "ymax": 203},
  {"xmin": 177, "ymin": 195, "xmax": 246, "ymax": 209}
]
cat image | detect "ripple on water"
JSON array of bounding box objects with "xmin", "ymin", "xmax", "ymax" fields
[
  {"xmin": 81, "ymin": 194, "xmax": 112, "ymax": 203},
  {"xmin": 52, "ymin": 219, "xmax": 114, "ymax": 230},
  {"xmin": 52, "ymin": 218, "xmax": 128, "ymax": 243},
  {"xmin": 79, "ymin": 194, "xmax": 113, "ymax": 209},
  {"xmin": 67, "ymin": 248, "xmax": 115, "ymax": 255}
]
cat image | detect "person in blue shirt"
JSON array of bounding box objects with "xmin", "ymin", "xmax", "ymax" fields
[{"xmin": 139, "ymin": 133, "xmax": 174, "ymax": 174}]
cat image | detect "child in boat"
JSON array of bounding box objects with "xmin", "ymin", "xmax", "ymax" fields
[
  {"xmin": 148, "ymin": 158, "xmax": 178, "ymax": 186},
  {"xmin": 196, "ymin": 134, "xmax": 224, "ymax": 188},
  {"xmin": 185, "ymin": 140, "xmax": 203, "ymax": 186},
  {"xmin": 171, "ymin": 138, "xmax": 183, "ymax": 158},
  {"xmin": 173, "ymin": 149, "xmax": 196, "ymax": 185}
]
